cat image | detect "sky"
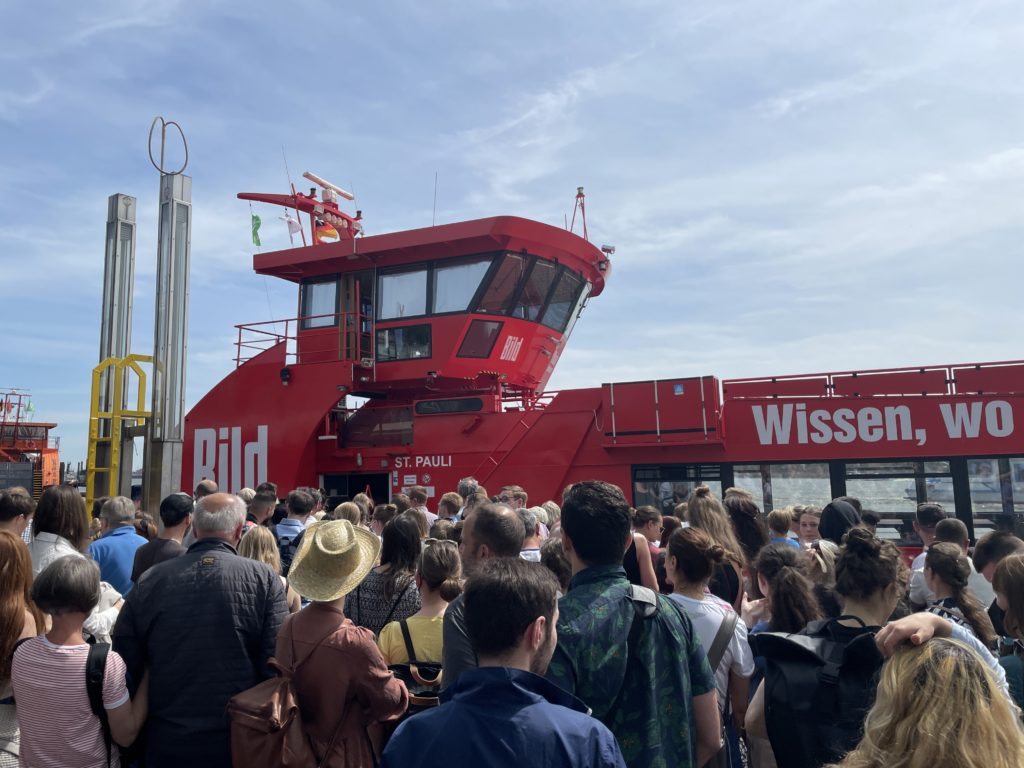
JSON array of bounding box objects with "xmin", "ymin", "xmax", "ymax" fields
[{"xmin": 3, "ymin": 0, "xmax": 1024, "ymax": 468}]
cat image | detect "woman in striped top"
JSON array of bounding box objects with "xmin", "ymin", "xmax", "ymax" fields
[
  {"xmin": 0, "ymin": 530, "xmax": 45, "ymax": 767},
  {"xmin": 12, "ymin": 556, "xmax": 148, "ymax": 768}
]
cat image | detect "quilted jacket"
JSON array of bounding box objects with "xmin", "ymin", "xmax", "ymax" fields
[{"xmin": 113, "ymin": 537, "xmax": 288, "ymax": 768}]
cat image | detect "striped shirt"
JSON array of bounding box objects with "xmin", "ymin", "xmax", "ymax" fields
[{"xmin": 12, "ymin": 636, "xmax": 129, "ymax": 768}]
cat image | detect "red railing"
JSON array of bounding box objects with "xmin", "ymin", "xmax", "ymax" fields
[
  {"xmin": 723, "ymin": 360, "xmax": 1024, "ymax": 400},
  {"xmin": 234, "ymin": 312, "xmax": 367, "ymax": 368}
]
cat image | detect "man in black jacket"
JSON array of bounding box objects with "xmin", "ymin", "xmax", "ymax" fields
[{"xmin": 113, "ymin": 492, "xmax": 288, "ymax": 768}]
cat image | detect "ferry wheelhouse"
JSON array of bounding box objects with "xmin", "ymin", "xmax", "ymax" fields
[
  {"xmin": 0, "ymin": 390, "xmax": 60, "ymax": 497},
  {"xmin": 184, "ymin": 182, "xmax": 1024, "ymax": 552}
]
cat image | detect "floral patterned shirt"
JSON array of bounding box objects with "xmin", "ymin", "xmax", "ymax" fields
[{"xmin": 546, "ymin": 566, "xmax": 715, "ymax": 768}]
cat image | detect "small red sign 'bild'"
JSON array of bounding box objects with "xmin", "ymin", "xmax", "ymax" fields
[{"xmin": 725, "ymin": 397, "xmax": 1020, "ymax": 461}]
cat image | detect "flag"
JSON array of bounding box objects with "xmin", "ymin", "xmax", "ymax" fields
[
  {"xmin": 25, "ymin": 401, "xmax": 35, "ymax": 415},
  {"xmin": 315, "ymin": 220, "xmax": 339, "ymax": 243},
  {"xmin": 251, "ymin": 214, "xmax": 262, "ymax": 246},
  {"xmin": 279, "ymin": 214, "xmax": 301, "ymax": 244}
]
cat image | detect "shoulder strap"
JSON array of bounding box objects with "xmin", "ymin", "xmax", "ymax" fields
[
  {"xmin": 608, "ymin": 586, "xmax": 657, "ymax": 717},
  {"xmin": 86, "ymin": 643, "xmax": 112, "ymax": 768},
  {"xmin": 707, "ymin": 610, "xmax": 738, "ymax": 671},
  {"xmin": 399, "ymin": 619, "xmax": 417, "ymax": 662},
  {"xmin": 381, "ymin": 579, "xmax": 414, "ymax": 628},
  {"xmin": 287, "ymin": 620, "xmax": 346, "ymax": 675}
]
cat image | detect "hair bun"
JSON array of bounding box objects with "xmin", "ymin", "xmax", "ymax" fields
[
  {"xmin": 843, "ymin": 526, "xmax": 880, "ymax": 555},
  {"xmin": 439, "ymin": 576, "xmax": 463, "ymax": 603},
  {"xmin": 707, "ymin": 543, "xmax": 726, "ymax": 564},
  {"xmin": 694, "ymin": 485, "xmax": 711, "ymax": 498}
]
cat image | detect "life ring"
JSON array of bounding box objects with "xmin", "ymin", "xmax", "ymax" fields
[{"xmin": 26, "ymin": 441, "xmax": 37, "ymax": 450}]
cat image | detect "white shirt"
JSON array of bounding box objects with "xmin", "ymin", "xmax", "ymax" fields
[
  {"xmin": 669, "ymin": 592, "xmax": 755, "ymax": 711},
  {"xmin": 28, "ymin": 531, "xmax": 82, "ymax": 576},
  {"xmin": 28, "ymin": 532, "xmax": 121, "ymax": 643},
  {"xmin": 909, "ymin": 552, "xmax": 995, "ymax": 608}
]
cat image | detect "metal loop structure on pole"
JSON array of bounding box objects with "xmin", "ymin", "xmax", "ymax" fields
[{"xmin": 148, "ymin": 116, "xmax": 189, "ymax": 176}]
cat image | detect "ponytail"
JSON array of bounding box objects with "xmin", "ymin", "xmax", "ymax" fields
[
  {"xmin": 927, "ymin": 542, "xmax": 998, "ymax": 648},
  {"xmin": 754, "ymin": 543, "xmax": 822, "ymax": 633}
]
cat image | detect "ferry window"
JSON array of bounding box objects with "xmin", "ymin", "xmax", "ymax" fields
[
  {"xmin": 379, "ymin": 268, "xmax": 428, "ymax": 319},
  {"xmin": 476, "ymin": 254, "xmax": 528, "ymax": 314},
  {"xmin": 415, "ymin": 398, "xmax": 484, "ymax": 415},
  {"xmin": 845, "ymin": 461, "xmax": 953, "ymax": 548},
  {"xmin": 732, "ymin": 463, "xmax": 831, "ymax": 512},
  {"xmin": 457, "ymin": 320, "xmax": 503, "ymax": 358},
  {"xmin": 632, "ymin": 465, "xmax": 722, "ymax": 515},
  {"xmin": 300, "ymin": 279, "xmax": 338, "ymax": 329},
  {"xmin": 512, "ymin": 259, "xmax": 557, "ymax": 321},
  {"xmin": 541, "ymin": 270, "xmax": 584, "ymax": 331},
  {"xmin": 433, "ymin": 258, "xmax": 492, "ymax": 314},
  {"xmin": 732, "ymin": 465, "xmax": 768, "ymax": 511},
  {"xmin": 342, "ymin": 405, "xmax": 413, "ymax": 448},
  {"xmin": 968, "ymin": 458, "xmax": 1024, "ymax": 538},
  {"xmin": 376, "ymin": 324, "xmax": 432, "ymax": 362}
]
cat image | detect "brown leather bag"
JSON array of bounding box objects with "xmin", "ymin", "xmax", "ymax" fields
[{"xmin": 227, "ymin": 627, "xmax": 346, "ymax": 768}]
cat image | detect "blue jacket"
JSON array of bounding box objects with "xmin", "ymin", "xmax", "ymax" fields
[
  {"xmin": 382, "ymin": 667, "xmax": 626, "ymax": 768},
  {"xmin": 88, "ymin": 525, "xmax": 149, "ymax": 594}
]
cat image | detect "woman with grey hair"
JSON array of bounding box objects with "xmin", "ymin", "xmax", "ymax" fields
[
  {"xmin": 12, "ymin": 556, "xmax": 149, "ymax": 766},
  {"xmin": 542, "ymin": 500, "xmax": 561, "ymax": 534}
]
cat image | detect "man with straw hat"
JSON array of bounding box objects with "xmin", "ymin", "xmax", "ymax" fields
[{"xmin": 276, "ymin": 519, "xmax": 409, "ymax": 765}]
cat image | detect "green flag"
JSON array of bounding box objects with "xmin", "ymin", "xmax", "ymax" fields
[
  {"xmin": 251, "ymin": 214, "xmax": 262, "ymax": 246},
  {"xmin": 26, "ymin": 401, "xmax": 35, "ymax": 414}
]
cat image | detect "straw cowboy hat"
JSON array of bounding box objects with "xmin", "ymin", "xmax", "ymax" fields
[{"xmin": 287, "ymin": 520, "xmax": 380, "ymax": 602}]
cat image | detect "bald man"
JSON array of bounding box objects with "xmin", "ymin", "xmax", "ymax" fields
[{"xmin": 194, "ymin": 479, "xmax": 218, "ymax": 500}]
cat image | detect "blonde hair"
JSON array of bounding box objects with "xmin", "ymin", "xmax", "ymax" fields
[
  {"xmin": 829, "ymin": 638, "xmax": 1024, "ymax": 768},
  {"xmin": 335, "ymin": 501, "xmax": 362, "ymax": 526},
  {"xmin": 238, "ymin": 525, "xmax": 281, "ymax": 575},
  {"xmin": 804, "ymin": 539, "xmax": 837, "ymax": 587},
  {"xmin": 685, "ymin": 485, "xmax": 744, "ymax": 566}
]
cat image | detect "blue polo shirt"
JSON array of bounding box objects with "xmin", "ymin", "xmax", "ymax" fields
[
  {"xmin": 382, "ymin": 667, "xmax": 625, "ymax": 768},
  {"xmin": 88, "ymin": 525, "xmax": 149, "ymax": 594}
]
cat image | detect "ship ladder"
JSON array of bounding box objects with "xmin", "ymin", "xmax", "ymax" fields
[{"xmin": 86, "ymin": 355, "xmax": 152, "ymax": 509}]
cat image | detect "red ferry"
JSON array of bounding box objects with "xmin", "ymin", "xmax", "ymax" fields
[
  {"xmin": 1, "ymin": 390, "xmax": 61, "ymax": 497},
  {"xmin": 183, "ymin": 181, "xmax": 1024, "ymax": 551}
]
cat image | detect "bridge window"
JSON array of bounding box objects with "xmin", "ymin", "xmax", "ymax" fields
[
  {"xmin": 512, "ymin": 259, "xmax": 558, "ymax": 321},
  {"xmin": 379, "ymin": 268, "xmax": 428, "ymax": 319},
  {"xmin": 541, "ymin": 270, "xmax": 585, "ymax": 331},
  {"xmin": 300, "ymin": 278, "xmax": 338, "ymax": 329},
  {"xmin": 457, "ymin": 319, "xmax": 503, "ymax": 358},
  {"xmin": 415, "ymin": 398, "xmax": 484, "ymax": 415},
  {"xmin": 433, "ymin": 257, "xmax": 492, "ymax": 314},
  {"xmin": 376, "ymin": 324, "xmax": 432, "ymax": 362},
  {"xmin": 476, "ymin": 254, "xmax": 528, "ymax": 314}
]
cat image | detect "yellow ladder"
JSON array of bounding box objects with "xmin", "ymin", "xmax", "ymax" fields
[{"xmin": 86, "ymin": 355, "xmax": 152, "ymax": 510}]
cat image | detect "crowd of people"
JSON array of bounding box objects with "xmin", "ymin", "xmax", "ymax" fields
[{"xmin": 2, "ymin": 477, "xmax": 1024, "ymax": 767}]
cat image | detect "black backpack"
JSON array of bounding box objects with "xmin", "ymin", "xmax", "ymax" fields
[
  {"xmin": 752, "ymin": 616, "xmax": 884, "ymax": 768},
  {"xmin": 278, "ymin": 528, "xmax": 304, "ymax": 577}
]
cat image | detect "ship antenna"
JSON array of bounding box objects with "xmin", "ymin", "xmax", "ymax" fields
[
  {"xmin": 432, "ymin": 171, "xmax": 438, "ymax": 227},
  {"xmin": 281, "ymin": 146, "xmax": 308, "ymax": 247},
  {"xmin": 569, "ymin": 186, "xmax": 589, "ymax": 241}
]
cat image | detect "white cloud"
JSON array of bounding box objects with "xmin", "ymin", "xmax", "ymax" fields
[{"xmin": 0, "ymin": 72, "xmax": 54, "ymax": 120}]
